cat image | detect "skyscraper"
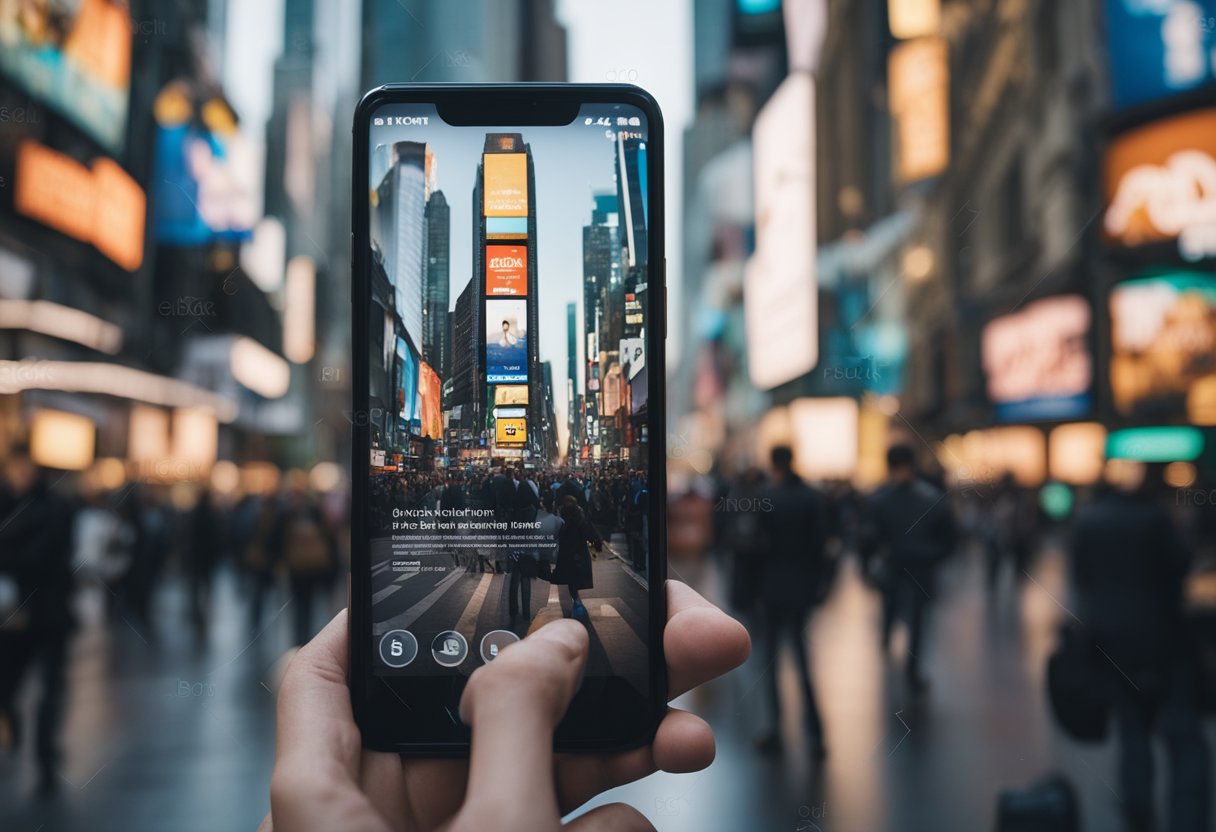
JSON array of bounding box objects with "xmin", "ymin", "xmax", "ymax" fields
[
  {"xmin": 375, "ymin": 141, "xmax": 428, "ymax": 352},
  {"xmin": 423, "ymin": 190, "xmax": 451, "ymax": 379},
  {"xmin": 582, "ymin": 191, "xmax": 620, "ymax": 459}
]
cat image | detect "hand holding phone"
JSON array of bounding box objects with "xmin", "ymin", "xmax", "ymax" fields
[{"xmin": 261, "ymin": 582, "xmax": 750, "ymax": 832}]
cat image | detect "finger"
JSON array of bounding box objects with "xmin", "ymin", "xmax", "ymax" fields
[
  {"xmin": 564, "ymin": 803, "xmax": 656, "ymax": 831},
  {"xmin": 455, "ymin": 619, "xmax": 589, "ymax": 830},
  {"xmin": 358, "ymin": 750, "xmax": 407, "ymax": 831},
  {"xmin": 665, "ymin": 581, "xmax": 751, "ymax": 698},
  {"xmin": 553, "ymin": 708, "xmax": 714, "ymax": 813},
  {"xmin": 271, "ymin": 610, "xmax": 384, "ymax": 831}
]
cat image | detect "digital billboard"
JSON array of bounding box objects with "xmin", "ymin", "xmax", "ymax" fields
[
  {"xmin": 418, "ymin": 361, "xmax": 442, "ymax": 440},
  {"xmin": 493, "ymin": 384, "xmax": 529, "ymax": 407},
  {"xmin": 485, "ymin": 245, "xmax": 527, "ymax": 296},
  {"xmin": 483, "ymin": 153, "xmax": 527, "ymax": 216},
  {"xmin": 1103, "ymin": 108, "xmax": 1216, "ymax": 263},
  {"xmin": 1104, "ymin": 0, "xmax": 1216, "ymax": 111},
  {"xmin": 495, "ymin": 417, "xmax": 527, "ymax": 447},
  {"xmin": 1110, "ymin": 271, "xmax": 1216, "ymax": 421},
  {"xmin": 0, "ymin": 0, "xmax": 132, "ymax": 153},
  {"xmin": 888, "ymin": 36, "xmax": 950, "ymax": 184},
  {"xmin": 396, "ymin": 337, "xmax": 419, "ymax": 433},
  {"xmin": 485, "ymin": 298, "xmax": 528, "ymax": 383},
  {"xmin": 981, "ymin": 295, "xmax": 1092, "ymax": 422}
]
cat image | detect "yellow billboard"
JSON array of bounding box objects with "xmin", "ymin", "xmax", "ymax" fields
[
  {"xmin": 483, "ymin": 153, "xmax": 528, "ymax": 217},
  {"xmin": 496, "ymin": 417, "xmax": 527, "ymax": 446}
]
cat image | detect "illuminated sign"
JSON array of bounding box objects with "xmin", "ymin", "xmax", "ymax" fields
[
  {"xmin": 485, "ymin": 298, "xmax": 528, "ymax": 383},
  {"xmin": 494, "ymin": 385, "xmax": 529, "ymax": 406},
  {"xmin": 418, "ymin": 361, "xmax": 442, "ymax": 440},
  {"xmin": 0, "ymin": 0, "xmax": 132, "ymax": 152},
  {"xmin": 1106, "ymin": 426, "xmax": 1204, "ymax": 461},
  {"xmin": 789, "ymin": 398, "xmax": 859, "ymax": 480},
  {"xmin": 1104, "ymin": 0, "xmax": 1216, "ymax": 111},
  {"xmin": 888, "ymin": 0, "xmax": 940, "ymax": 39},
  {"xmin": 485, "ymin": 245, "xmax": 528, "ymax": 296},
  {"xmin": 1110, "ymin": 271, "xmax": 1216, "ymax": 420},
  {"xmin": 14, "ymin": 140, "xmax": 146, "ymax": 271},
  {"xmin": 746, "ymin": 72, "xmax": 819, "ymax": 390},
  {"xmin": 483, "ymin": 154, "xmax": 528, "ymax": 217},
  {"xmin": 982, "ymin": 295, "xmax": 1092, "ymax": 422},
  {"xmin": 1104, "ymin": 109, "xmax": 1216, "ymax": 262},
  {"xmin": 889, "ymin": 36, "xmax": 950, "ymax": 183},
  {"xmin": 496, "ymin": 417, "xmax": 527, "ymax": 446}
]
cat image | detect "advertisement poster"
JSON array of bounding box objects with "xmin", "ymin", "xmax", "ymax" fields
[
  {"xmin": 1104, "ymin": 0, "xmax": 1216, "ymax": 111},
  {"xmin": 485, "ymin": 298, "xmax": 528, "ymax": 383},
  {"xmin": 981, "ymin": 295, "xmax": 1093, "ymax": 422},
  {"xmin": 483, "ymin": 153, "xmax": 527, "ymax": 216},
  {"xmin": 1110, "ymin": 271, "xmax": 1216, "ymax": 419},
  {"xmin": 485, "ymin": 245, "xmax": 528, "ymax": 295},
  {"xmin": 418, "ymin": 361, "xmax": 442, "ymax": 440},
  {"xmin": 495, "ymin": 417, "xmax": 527, "ymax": 446}
]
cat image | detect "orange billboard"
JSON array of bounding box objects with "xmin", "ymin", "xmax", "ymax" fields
[
  {"xmin": 483, "ymin": 153, "xmax": 527, "ymax": 216},
  {"xmin": 15, "ymin": 140, "xmax": 146, "ymax": 271},
  {"xmin": 496, "ymin": 417, "xmax": 527, "ymax": 446},
  {"xmin": 1103, "ymin": 108, "xmax": 1216, "ymax": 260},
  {"xmin": 493, "ymin": 385, "xmax": 529, "ymax": 406},
  {"xmin": 485, "ymin": 245, "xmax": 527, "ymax": 296},
  {"xmin": 418, "ymin": 361, "xmax": 442, "ymax": 440}
]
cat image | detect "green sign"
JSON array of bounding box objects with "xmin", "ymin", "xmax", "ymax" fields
[{"xmin": 1105, "ymin": 427, "xmax": 1204, "ymax": 462}]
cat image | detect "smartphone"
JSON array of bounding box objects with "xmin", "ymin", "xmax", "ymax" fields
[{"xmin": 350, "ymin": 84, "xmax": 667, "ymax": 754}]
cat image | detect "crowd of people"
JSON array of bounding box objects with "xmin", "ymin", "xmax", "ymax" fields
[
  {"xmin": 718, "ymin": 443, "xmax": 1214, "ymax": 831},
  {"xmin": 0, "ymin": 446, "xmax": 347, "ymax": 794}
]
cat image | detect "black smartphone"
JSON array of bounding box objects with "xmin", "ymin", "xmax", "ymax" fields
[{"xmin": 349, "ymin": 84, "xmax": 667, "ymax": 754}]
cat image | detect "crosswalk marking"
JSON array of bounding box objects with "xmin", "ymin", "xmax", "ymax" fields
[
  {"xmin": 372, "ymin": 568, "xmax": 464, "ymax": 635},
  {"xmin": 371, "ymin": 570, "xmax": 419, "ymax": 604},
  {"xmin": 455, "ymin": 573, "xmax": 493, "ymax": 637}
]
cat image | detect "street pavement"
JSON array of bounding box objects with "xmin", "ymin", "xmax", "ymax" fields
[{"xmin": 3, "ymin": 542, "xmax": 1213, "ymax": 830}]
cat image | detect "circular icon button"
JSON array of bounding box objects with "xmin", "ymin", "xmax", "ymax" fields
[
  {"xmin": 479, "ymin": 629, "xmax": 521, "ymax": 663},
  {"xmin": 431, "ymin": 630, "xmax": 469, "ymax": 667},
  {"xmin": 379, "ymin": 630, "xmax": 418, "ymax": 668}
]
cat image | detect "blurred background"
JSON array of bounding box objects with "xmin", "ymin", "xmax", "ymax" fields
[{"xmin": 2, "ymin": 0, "xmax": 1216, "ymax": 830}]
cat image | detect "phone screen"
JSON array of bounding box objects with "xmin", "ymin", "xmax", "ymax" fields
[{"xmin": 357, "ymin": 98, "xmax": 657, "ymax": 743}]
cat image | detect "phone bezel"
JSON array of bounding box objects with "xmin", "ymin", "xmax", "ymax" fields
[{"xmin": 350, "ymin": 83, "xmax": 668, "ymax": 755}]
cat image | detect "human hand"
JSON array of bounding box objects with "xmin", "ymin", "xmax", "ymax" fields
[{"xmin": 259, "ymin": 580, "xmax": 750, "ymax": 831}]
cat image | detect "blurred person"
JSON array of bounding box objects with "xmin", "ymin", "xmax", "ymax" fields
[
  {"xmin": 0, "ymin": 445, "xmax": 76, "ymax": 794},
  {"xmin": 185, "ymin": 489, "xmax": 220, "ymax": 644},
  {"xmin": 988, "ymin": 472, "xmax": 1041, "ymax": 593},
  {"xmin": 1071, "ymin": 463, "xmax": 1210, "ymax": 831},
  {"xmin": 258, "ymin": 582, "xmax": 750, "ymax": 832},
  {"xmin": 863, "ymin": 444, "xmax": 957, "ymax": 695},
  {"xmin": 244, "ymin": 494, "xmax": 282, "ymax": 631},
  {"xmin": 624, "ymin": 470, "xmax": 648, "ymax": 571},
  {"xmin": 508, "ymin": 465, "xmax": 542, "ymax": 622},
  {"xmin": 440, "ymin": 473, "xmax": 466, "ymax": 567},
  {"xmin": 271, "ymin": 486, "xmax": 339, "ymax": 645},
  {"xmin": 751, "ymin": 446, "xmax": 830, "ymax": 759},
  {"xmin": 551, "ymin": 495, "xmax": 601, "ymax": 620},
  {"xmin": 723, "ymin": 466, "xmax": 767, "ymax": 614},
  {"xmin": 556, "ymin": 472, "xmax": 586, "ymax": 510},
  {"xmin": 491, "ymin": 465, "xmax": 515, "ymax": 574}
]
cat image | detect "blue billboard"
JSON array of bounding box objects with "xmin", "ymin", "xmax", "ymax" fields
[{"xmin": 1105, "ymin": 0, "xmax": 1216, "ymax": 110}]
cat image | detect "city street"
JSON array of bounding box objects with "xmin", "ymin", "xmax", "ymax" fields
[{"xmin": 5, "ymin": 540, "xmax": 1205, "ymax": 831}]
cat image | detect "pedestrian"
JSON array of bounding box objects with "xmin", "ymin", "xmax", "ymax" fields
[
  {"xmin": 1071, "ymin": 463, "xmax": 1210, "ymax": 831},
  {"xmin": 550, "ymin": 495, "xmax": 601, "ymax": 620},
  {"xmin": 271, "ymin": 484, "xmax": 339, "ymax": 645},
  {"xmin": 751, "ymin": 446, "xmax": 830, "ymax": 759},
  {"xmin": 862, "ymin": 444, "xmax": 956, "ymax": 695},
  {"xmin": 0, "ymin": 445, "xmax": 76, "ymax": 794}
]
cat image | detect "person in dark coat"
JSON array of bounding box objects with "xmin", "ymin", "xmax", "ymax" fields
[
  {"xmin": 752, "ymin": 446, "xmax": 830, "ymax": 758},
  {"xmin": 440, "ymin": 474, "xmax": 466, "ymax": 567},
  {"xmin": 862, "ymin": 444, "xmax": 956, "ymax": 695},
  {"xmin": 0, "ymin": 446, "xmax": 76, "ymax": 794},
  {"xmin": 1071, "ymin": 466, "xmax": 1210, "ymax": 832},
  {"xmin": 550, "ymin": 496, "xmax": 601, "ymax": 620},
  {"xmin": 556, "ymin": 474, "xmax": 586, "ymax": 511},
  {"xmin": 490, "ymin": 466, "xmax": 516, "ymax": 574}
]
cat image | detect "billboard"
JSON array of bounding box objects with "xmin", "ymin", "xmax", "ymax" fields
[
  {"xmin": 495, "ymin": 417, "xmax": 527, "ymax": 446},
  {"xmin": 1110, "ymin": 271, "xmax": 1216, "ymax": 421},
  {"xmin": 0, "ymin": 0, "xmax": 131, "ymax": 153},
  {"xmin": 1104, "ymin": 0, "xmax": 1216, "ymax": 111},
  {"xmin": 1103, "ymin": 108, "xmax": 1216, "ymax": 262},
  {"xmin": 485, "ymin": 245, "xmax": 528, "ymax": 296},
  {"xmin": 486, "ymin": 217, "xmax": 528, "ymax": 239},
  {"xmin": 493, "ymin": 385, "xmax": 529, "ymax": 406},
  {"xmin": 889, "ymin": 36, "xmax": 950, "ymax": 184},
  {"xmin": 483, "ymin": 153, "xmax": 527, "ymax": 216},
  {"xmin": 746, "ymin": 72, "xmax": 819, "ymax": 390},
  {"xmin": 14, "ymin": 140, "xmax": 145, "ymax": 271},
  {"xmin": 396, "ymin": 337, "xmax": 419, "ymax": 434},
  {"xmin": 485, "ymin": 298, "xmax": 528, "ymax": 383},
  {"xmin": 982, "ymin": 295, "xmax": 1092, "ymax": 422},
  {"xmin": 418, "ymin": 361, "xmax": 442, "ymax": 440}
]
